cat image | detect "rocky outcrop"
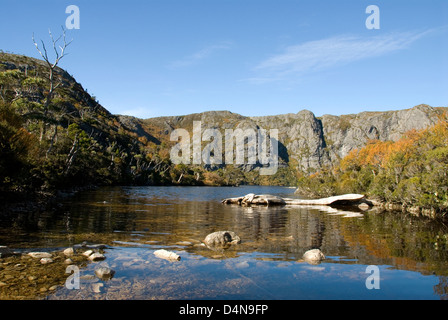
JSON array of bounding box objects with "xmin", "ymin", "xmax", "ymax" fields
[
  {"xmin": 252, "ymin": 110, "xmax": 330, "ymax": 171},
  {"xmin": 252, "ymin": 104, "xmax": 444, "ymax": 172},
  {"xmin": 320, "ymin": 104, "xmax": 443, "ymax": 165},
  {"xmin": 2, "ymin": 53, "xmax": 444, "ymax": 175},
  {"xmin": 141, "ymin": 104, "xmax": 446, "ymax": 173}
]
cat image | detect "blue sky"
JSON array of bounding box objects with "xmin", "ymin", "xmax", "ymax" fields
[{"xmin": 1, "ymin": 0, "xmax": 447, "ymax": 118}]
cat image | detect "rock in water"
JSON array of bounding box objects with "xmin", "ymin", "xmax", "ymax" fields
[
  {"xmin": 82, "ymin": 250, "xmax": 93, "ymax": 257},
  {"xmin": 40, "ymin": 257, "xmax": 53, "ymax": 264},
  {"xmin": 63, "ymin": 247, "xmax": 74, "ymax": 256},
  {"xmin": 95, "ymin": 267, "xmax": 115, "ymax": 280},
  {"xmin": 28, "ymin": 252, "xmax": 52, "ymax": 259},
  {"xmin": 153, "ymin": 249, "xmax": 181, "ymax": 261},
  {"xmin": 203, "ymin": 231, "xmax": 241, "ymax": 248},
  {"xmin": 92, "ymin": 283, "xmax": 104, "ymax": 293},
  {"xmin": 88, "ymin": 253, "xmax": 106, "ymax": 261},
  {"xmin": 302, "ymin": 249, "xmax": 325, "ymax": 265}
]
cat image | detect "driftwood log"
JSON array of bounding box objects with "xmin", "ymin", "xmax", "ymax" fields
[
  {"xmin": 221, "ymin": 193, "xmax": 286, "ymax": 206},
  {"xmin": 222, "ymin": 193, "xmax": 367, "ymax": 207}
]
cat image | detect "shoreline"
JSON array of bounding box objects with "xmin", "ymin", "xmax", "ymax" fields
[
  {"xmin": 366, "ymin": 198, "xmax": 446, "ymax": 220},
  {"xmin": 0, "ymin": 185, "xmax": 99, "ymax": 214},
  {"xmin": 1, "ymin": 185, "xmax": 446, "ymax": 221}
]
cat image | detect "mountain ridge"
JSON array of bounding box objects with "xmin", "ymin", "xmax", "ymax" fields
[
  {"xmin": 1, "ymin": 52, "xmax": 447, "ymax": 191},
  {"xmin": 135, "ymin": 103, "xmax": 447, "ymax": 172}
]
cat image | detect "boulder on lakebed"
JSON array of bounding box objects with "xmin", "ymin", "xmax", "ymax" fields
[{"xmin": 203, "ymin": 231, "xmax": 241, "ymax": 248}]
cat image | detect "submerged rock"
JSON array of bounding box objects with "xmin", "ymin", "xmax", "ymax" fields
[
  {"xmin": 203, "ymin": 231, "xmax": 241, "ymax": 248},
  {"xmin": 88, "ymin": 253, "xmax": 106, "ymax": 261},
  {"xmin": 28, "ymin": 252, "xmax": 52, "ymax": 259},
  {"xmin": 40, "ymin": 257, "xmax": 53, "ymax": 264},
  {"xmin": 153, "ymin": 249, "xmax": 181, "ymax": 261},
  {"xmin": 95, "ymin": 266, "xmax": 115, "ymax": 280},
  {"xmin": 92, "ymin": 282, "xmax": 104, "ymax": 293}
]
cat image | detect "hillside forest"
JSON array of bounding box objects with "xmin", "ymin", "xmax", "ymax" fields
[{"xmin": 1, "ymin": 48, "xmax": 447, "ymax": 217}]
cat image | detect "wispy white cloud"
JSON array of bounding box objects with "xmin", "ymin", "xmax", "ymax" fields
[
  {"xmin": 245, "ymin": 30, "xmax": 431, "ymax": 84},
  {"xmin": 168, "ymin": 41, "xmax": 232, "ymax": 68}
]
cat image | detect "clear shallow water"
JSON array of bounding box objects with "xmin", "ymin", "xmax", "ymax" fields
[{"xmin": 1, "ymin": 186, "xmax": 447, "ymax": 299}]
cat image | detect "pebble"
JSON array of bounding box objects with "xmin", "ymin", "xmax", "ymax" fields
[
  {"xmin": 95, "ymin": 266, "xmax": 115, "ymax": 280},
  {"xmin": 92, "ymin": 283, "xmax": 104, "ymax": 293},
  {"xmin": 0, "ymin": 243, "xmax": 111, "ymax": 299},
  {"xmin": 175, "ymin": 241, "xmax": 193, "ymax": 246},
  {"xmin": 88, "ymin": 253, "xmax": 106, "ymax": 261},
  {"xmin": 80, "ymin": 274, "xmax": 96, "ymax": 281},
  {"xmin": 82, "ymin": 250, "xmax": 93, "ymax": 257},
  {"xmin": 63, "ymin": 248, "xmax": 74, "ymax": 256},
  {"xmin": 40, "ymin": 257, "xmax": 53, "ymax": 264},
  {"xmin": 28, "ymin": 252, "xmax": 52, "ymax": 259}
]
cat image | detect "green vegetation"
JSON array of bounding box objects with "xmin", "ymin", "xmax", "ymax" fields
[
  {"xmin": 0, "ymin": 52, "xmax": 295, "ymax": 201},
  {"xmin": 296, "ymin": 114, "xmax": 448, "ymax": 217},
  {"xmin": 0, "ymin": 53, "xmax": 171, "ymax": 196},
  {"xmin": 2, "ymin": 50, "xmax": 447, "ymax": 217}
]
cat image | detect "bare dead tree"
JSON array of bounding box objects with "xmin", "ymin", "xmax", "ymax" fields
[{"xmin": 32, "ymin": 26, "xmax": 73, "ymax": 142}]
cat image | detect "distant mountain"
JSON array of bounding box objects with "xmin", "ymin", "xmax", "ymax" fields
[
  {"xmin": 127, "ymin": 104, "xmax": 447, "ymax": 173},
  {"xmin": 1, "ymin": 52, "xmax": 446, "ymax": 193}
]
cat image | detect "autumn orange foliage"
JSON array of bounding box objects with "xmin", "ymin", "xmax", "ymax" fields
[{"xmin": 297, "ymin": 112, "xmax": 448, "ymax": 214}]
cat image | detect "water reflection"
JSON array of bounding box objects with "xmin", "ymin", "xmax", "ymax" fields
[{"xmin": 1, "ymin": 186, "xmax": 448, "ymax": 299}]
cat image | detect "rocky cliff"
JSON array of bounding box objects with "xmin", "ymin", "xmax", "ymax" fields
[
  {"xmin": 137, "ymin": 104, "xmax": 446, "ymax": 173},
  {"xmin": 2, "ymin": 53, "xmax": 446, "ymax": 175}
]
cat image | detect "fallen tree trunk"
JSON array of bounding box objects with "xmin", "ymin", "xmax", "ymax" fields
[
  {"xmin": 221, "ymin": 193, "xmax": 286, "ymax": 206},
  {"xmin": 222, "ymin": 193, "xmax": 366, "ymax": 207},
  {"xmin": 283, "ymin": 193, "xmax": 366, "ymax": 205}
]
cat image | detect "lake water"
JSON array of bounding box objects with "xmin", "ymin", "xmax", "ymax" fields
[{"xmin": 1, "ymin": 185, "xmax": 447, "ymax": 300}]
